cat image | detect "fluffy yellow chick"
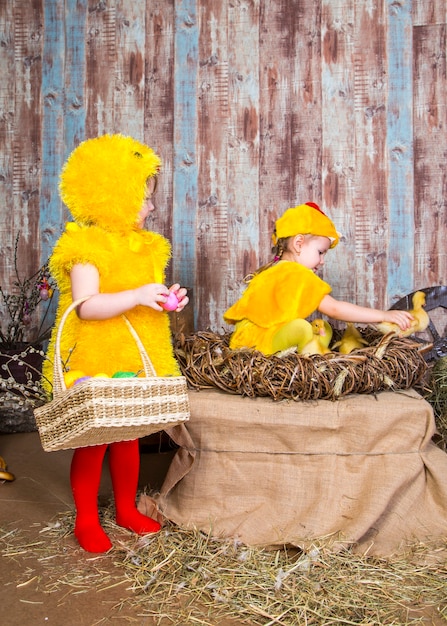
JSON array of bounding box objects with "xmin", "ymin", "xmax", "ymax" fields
[
  {"xmin": 332, "ymin": 323, "xmax": 369, "ymax": 354},
  {"xmin": 300, "ymin": 318, "xmax": 333, "ymax": 355},
  {"xmin": 375, "ymin": 291, "xmax": 430, "ymax": 338}
]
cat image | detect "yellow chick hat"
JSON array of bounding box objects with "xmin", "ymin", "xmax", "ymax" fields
[
  {"xmin": 59, "ymin": 134, "xmax": 161, "ymax": 233},
  {"xmin": 272, "ymin": 202, "xmax": 339, "ymax": 248}
]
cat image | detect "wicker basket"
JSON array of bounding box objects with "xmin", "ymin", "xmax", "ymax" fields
[{"xmin": 34, "ymin": 298, "xmax": 190, "ymax": 452}]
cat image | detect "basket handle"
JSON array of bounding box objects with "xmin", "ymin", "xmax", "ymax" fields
[{"xmin": 53, "ymin": 296, "xmax": 157, "ymax": 396}]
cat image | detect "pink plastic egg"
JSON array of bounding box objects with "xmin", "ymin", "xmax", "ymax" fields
[{"xmin": 161, "ymin": 291, "xmax": 179, "ymax": 311}]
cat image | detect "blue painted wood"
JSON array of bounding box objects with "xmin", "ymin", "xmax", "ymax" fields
[
  {"xmin": 63, "ymin": 1, "xmax": 87, "ymax": 167},
  {"xmin": 39, "ymin": 0, "xmax": 66, "ymax": 265},
  {"xmin": 226, "ymin": 0, "xmax": 260, "ymax": 295},
  {"xmin": 60, "ymin": 0, "xmax": 87, "ymax": 320},
  {"xmin": 172, "ymin": 0, "xmax": 198, "ymax": 315},
  {"xmin": 321, "ymin": 1, "xmax": 356, "ymax": 305},
  {"xmin": 387, "ymin": 0, "xmax": 414, "ymax": 301}
]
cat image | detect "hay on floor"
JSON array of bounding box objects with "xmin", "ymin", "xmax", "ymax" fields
[{"xmin": 2, "ymin": 504, "xmax": 446, "ymax": 626}]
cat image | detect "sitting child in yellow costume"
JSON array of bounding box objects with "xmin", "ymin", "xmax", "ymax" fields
[
  {"xmin": 43, "ymin": 134, "xmax": 188, "ymax": 553},
  {"xmin": 224, "ymin": 202, "xmax": 413, "ymax": 355}
]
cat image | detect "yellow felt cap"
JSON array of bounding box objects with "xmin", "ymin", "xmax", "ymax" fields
[{"xmin": 273, "ymin": 202, "xmax": 339, "ymax": 248}]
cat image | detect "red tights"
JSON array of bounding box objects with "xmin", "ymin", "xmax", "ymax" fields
[{"xmin": 70, "ymin": 439, "xmax": 160, "ymax": 553}]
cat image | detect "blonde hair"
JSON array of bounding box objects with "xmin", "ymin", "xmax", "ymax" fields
[{"xmin": 243, "ymin": 236, "xmax": 290, "ymax": 283}]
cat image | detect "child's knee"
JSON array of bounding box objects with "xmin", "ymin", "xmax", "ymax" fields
[{"xmin": 272, "ymin": 318, "xmax": 313, "ymax": 352}]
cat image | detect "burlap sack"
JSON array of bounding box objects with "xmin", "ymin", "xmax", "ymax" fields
[{"xmin": 140, "ymin": 389, "xmax": 447, "ymax": 555}]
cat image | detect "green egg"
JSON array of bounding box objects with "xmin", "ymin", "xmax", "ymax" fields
[{"xmin": 112, "ymin": 371, "xmax": 137, "ymax": 378}]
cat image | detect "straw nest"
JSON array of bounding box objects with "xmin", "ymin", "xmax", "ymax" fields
[
  {"xmin": 173, "ymin": 330, "xmax": 427, "ymax": 401},
  {"xmin": 425, "ymin": 356, "xmax": 447, "ymax": 445},
  {"xmin": 2, "ymin": 506, "xmax": 446, "ymax": 625}
]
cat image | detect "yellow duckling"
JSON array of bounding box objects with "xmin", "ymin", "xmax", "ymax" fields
[
  {"xmin": 375, "ymin": 291, "xmax": 430, "ymax": 338},
  {"xmin": 300, "ymin": 318, "xmax": 333, "ymax": 355},
  {"xmin": 332, "ymin": 323, "xmax": 369, "ymax": 354}
]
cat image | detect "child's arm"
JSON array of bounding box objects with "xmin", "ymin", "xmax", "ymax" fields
[
  {"xmin": 71, "ymin": 263, "xmax": 188, "ymax": 320},
  {"xmin": 318, "ymin": 294, "xmax": 414, "ymax": 331}
]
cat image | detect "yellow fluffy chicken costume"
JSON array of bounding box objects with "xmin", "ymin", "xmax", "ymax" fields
[
  {"xmin": 43, "ymin": 134, "xmax": 180, "ymax": 388},
  {"xmin": 43, "ymin": 134, "xmax": 181, "ymax": 555},
  {"xmin": 223, "ymin": 203, "xmax": 338, "ymax": 355},
  {"xmin": 224, "ymin": 262, "xmax": 331, "ymax": 354}
]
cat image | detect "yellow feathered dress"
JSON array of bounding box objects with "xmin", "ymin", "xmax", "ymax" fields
[
  {"xmin": 42, "ymin": 225, "xmax": 180, "ymax": 386},
  {"xmin": 223, "ymin": 261, "xmax": 331, "ymax": 355}
]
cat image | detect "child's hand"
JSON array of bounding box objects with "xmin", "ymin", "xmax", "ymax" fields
[
  {"xmin": 380, "ymin": 309, "xmax": 414, "ymax": 331},
  {"xmin": 134, "ymin": 283, "xmax": 172, "ymax": 311},
  {"xmin": 134, "ymin": 283, "xmax": 189, "ymax": 312}
]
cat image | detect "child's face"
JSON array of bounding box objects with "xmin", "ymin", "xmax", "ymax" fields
[
  {"xmin": 298, "ymin": 235, "xmax": 331, "ymax": 272},
  {"xmin": 137, "ymin": 177, "xmax": 156, "ymax": 228}
]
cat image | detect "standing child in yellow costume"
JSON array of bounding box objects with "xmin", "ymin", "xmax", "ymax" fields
[
  {"xmin": 224, "ymin": 202, "xmax": 413, "ymax": 354},
  {"xmin": 43, "ymin": 134, "xmax": 188, "ymax": 553}
]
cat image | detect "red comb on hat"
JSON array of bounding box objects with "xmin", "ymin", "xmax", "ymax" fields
[{"xmin": 305, "ymin": 202, "xmax": 326, "ymax": 215}]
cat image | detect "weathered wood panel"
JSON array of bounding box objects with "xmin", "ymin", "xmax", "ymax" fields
[
  {"xmin": 387, "ymin": 0, "xmax": 415, "ymax": 302},
  {"xmin": 85, "ymin": 1, "xmax": 116, "ymax": 137},
  {"xmin": 226, "ymin": 0, "xmax": 260, "ymax": 312},
  {"xmin": 64, "ymin": 0, "xmax": 87, "ymax": 158},
  {"xmin": 291, "ymin": 0, "xmax": 323, "ymax": 206},
  {"xmin": 114, "ymin": 0, "xmax": 146, "ymax": 136},
  {"xmin": 258, "ymin": 0, "xmax": 326, "ymax": 276},
  {"xmin": 172, "ymin": 0, "xmax": 198, "ymax": 317},
  {"xmin": 413, "ymin": 23, "xmax": 447, "ymax": 288},
  {"xmin": 10, "ymin": 0, "xmax": 42, "ymax": 278},
  {"xmin": 0, "ymin": 0, "xmax": 16, "ymax": 277},
  {"xmin": 0, "ymin": 0, "xmax": 446, "ymax": 334},
  {"xmin": 144, "ymin": 0, "xmax": 175, "ymax": 275},
  {"xmin": 40, "ymin": 0, "xmax": 67, "ymax": 263},
  {"xmin": 413, "ymin": 0, "xmax": 447, "ymax": 28},
  {"xmin": 196, "ymin": 0, "xmax": 230, "ymax": 330},
  {"xmin": 321, "ymin": 0, "xmax": 356, "ymax": 305},
  {"xmin": 352, "ymin": 1, "xmax": 388, "ymax": 309},
  {"xmin": 259, "ymin": 0, "xmax": 325, "ymax": 269},
  {"xmin": 258, "ymin": 0, "xmax": 291, "ymax": 265}
]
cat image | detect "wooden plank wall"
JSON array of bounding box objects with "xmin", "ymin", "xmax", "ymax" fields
[{"xmin": 0, "ymin": 0, "xmax": 445, "ymax": 334}]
